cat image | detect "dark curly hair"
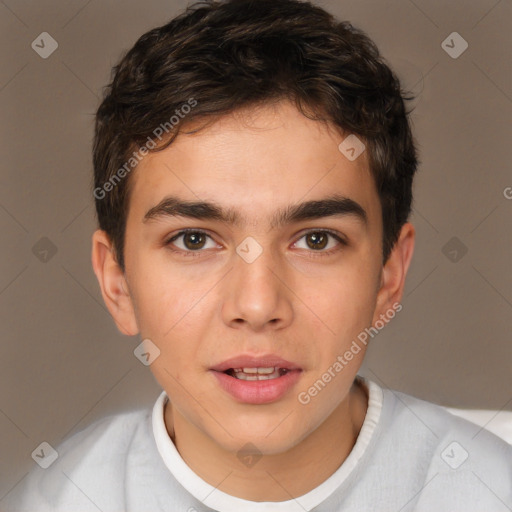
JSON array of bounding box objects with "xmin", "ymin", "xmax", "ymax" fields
[{"xmin": 93, "ymin": 0, "xmax": 418, "ymax": 270}]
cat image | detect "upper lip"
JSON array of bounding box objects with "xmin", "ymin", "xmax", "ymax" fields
[{"xmin": 210, "ymin": 354, "xmax": 301, "ymax": 372}]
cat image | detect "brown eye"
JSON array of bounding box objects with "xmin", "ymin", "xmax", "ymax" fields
[
  {"xmin": 305, "ymin": 232, "xmax": 328, "ymax": 250},
  {"xmin": 166, "ymin": 230, "xmax": 217, "ymax": 252},
  {"xmin": 294, "ymin": 230, "xmax": 346, "ymax": 255},
  {"xmin": 183, "ymin": 232, "xmax": 207, "ymax": 250}
]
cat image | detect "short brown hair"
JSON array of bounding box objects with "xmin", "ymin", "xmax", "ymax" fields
[{"xmin": 93, "ymin": 0, "xmax": 418, "ymax": 270}]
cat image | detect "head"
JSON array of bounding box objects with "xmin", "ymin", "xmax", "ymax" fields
[{"xmin": 92, "ymin": 0, "xmax": 416, "ymax": 455}]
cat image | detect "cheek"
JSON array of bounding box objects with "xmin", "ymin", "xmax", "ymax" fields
[
  {"xmin": 299, "ymin": 264, "xmax": 378, "ymax": 342},
  {"xmin": 129, "ymin": 273, "xmax": 201, "ymax": 354}
]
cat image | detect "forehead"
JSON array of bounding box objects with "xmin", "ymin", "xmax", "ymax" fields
[{"xmin": 128, "ymin": 101, "xmax": 381, "ymax": 229}]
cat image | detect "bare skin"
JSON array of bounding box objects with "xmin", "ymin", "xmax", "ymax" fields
[{"xmin": 92, "ymin": 100, "xmax": 415, "ymax": 501}]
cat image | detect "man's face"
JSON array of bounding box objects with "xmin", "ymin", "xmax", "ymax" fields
[{"xmin": 121, "ymin": 100, "xmax": 386, "ymax": 454}]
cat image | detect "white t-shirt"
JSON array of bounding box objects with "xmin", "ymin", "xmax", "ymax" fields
[{"xmin": 3, "ymin": 377, "xmax": 512, "ymax": 511}]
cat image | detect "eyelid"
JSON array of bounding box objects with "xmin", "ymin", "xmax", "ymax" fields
[
  {"xmin": 164, "ymin": 228, "xmax": 220, "ymax": 252},
  {"xmin": 293, "ymin": 228, "xmax": 348, "ymax": 245},
  {"xmin": 291, "ymin": 228, "xmax": 347, "ymax": 256}
]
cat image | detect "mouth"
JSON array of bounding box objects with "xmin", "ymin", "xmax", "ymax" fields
[
  {"xmin": 222, "ymin": 367, "xmax": 291, "ymax": 381},
  {"xmin": 209, "ymin": 355, "xmax": 303, "ymax": 404},
  {"xmin": 210, "ymin": 354, "xmax": 301, "ymax": 374}
]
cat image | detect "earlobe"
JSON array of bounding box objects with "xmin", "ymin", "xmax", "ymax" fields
[
  {"xmin": 373, "ymin": 222, "xmax": 415, "ymax": 322},
  {"xmin": 91, "ymin": 230, "xmax": 139, "ymax": 336}
]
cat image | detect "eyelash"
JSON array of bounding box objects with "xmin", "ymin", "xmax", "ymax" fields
[{"xmin": 164, "ymin": 228, "xmax": 347, "ymax": 258}]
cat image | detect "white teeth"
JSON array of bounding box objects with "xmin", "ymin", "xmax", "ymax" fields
[
  {"xmin": 228, "ymin": 367, "xmax": 291, "ymax": 380},
  {"xmin": 234, "ymin": 367, "xmax": 279, "ymax": 374},
  {"xmin": 257, "ymin": 367, "xmax": 276, "ymax": 374},
  {"xmin": 234, "ymin": 369, "xmax": 282, "ymax": 381}
]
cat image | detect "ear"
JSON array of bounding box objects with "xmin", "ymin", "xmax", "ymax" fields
[
  {"xmin": 91, "ymin": 230, "xmax": 139, "ymax": 336},
  {"xmin": 372, "ymin": 222, "xmax": 415, "ymax": 324}
]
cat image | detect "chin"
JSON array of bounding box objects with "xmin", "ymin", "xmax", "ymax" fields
[{"xmin": 213, "ymin": 425, "xmax": 305, "ymax": 457}]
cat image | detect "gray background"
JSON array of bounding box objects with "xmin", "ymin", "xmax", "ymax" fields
[{"xmin": 1, "ymin": 0, "xmax": 511, "ymax": 500}]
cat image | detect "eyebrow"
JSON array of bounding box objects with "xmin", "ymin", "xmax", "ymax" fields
[{"xmin": 143, "ymin": 194, "xmax": 368, "ymax": 229}]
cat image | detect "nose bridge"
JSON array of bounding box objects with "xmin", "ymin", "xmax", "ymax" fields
[{"xmin": 221, "ymin": 236, "xmax": 293, "ymax": 330}]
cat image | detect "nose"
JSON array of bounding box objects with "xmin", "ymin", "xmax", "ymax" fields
[{"xmin": 221, "ymin": 242, "xmax": 294, "ymax": 332}]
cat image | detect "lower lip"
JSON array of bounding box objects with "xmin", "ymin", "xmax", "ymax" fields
[{"xmin": 211, "ymin": 370, "xmax": 302, "ymax": 404}]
